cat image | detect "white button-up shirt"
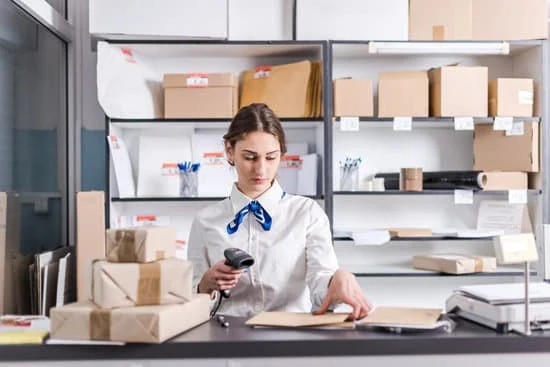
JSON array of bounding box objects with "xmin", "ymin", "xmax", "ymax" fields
[{"xmin": 188, "ymin": 181, "xmax": 339, "ymax": 317}]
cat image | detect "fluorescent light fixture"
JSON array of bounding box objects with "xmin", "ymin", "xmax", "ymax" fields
[{"xmin": 368, "ymin": 41, "xmax": 510, "ymax": 55}]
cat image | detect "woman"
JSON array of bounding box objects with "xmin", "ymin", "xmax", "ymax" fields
[{"xmin": 188, "ymin": 103, "xmax": 371, "ymax": 319}]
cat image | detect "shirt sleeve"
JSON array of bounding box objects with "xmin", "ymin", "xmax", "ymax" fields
[
  {"xmin": 187, "ymin": 217, "xmax": 210, "ymax": 293},
  {"xmin": 304, "ymin": 200, "xmax": 339, "ymax": 310}
]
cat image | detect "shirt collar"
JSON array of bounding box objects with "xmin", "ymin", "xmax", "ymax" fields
[{"xmin": 230, "ymin": 180, "xmax": 284, "ymax": 216}]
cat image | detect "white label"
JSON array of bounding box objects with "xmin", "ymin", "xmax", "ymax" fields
[
  {"xmin": 518, "ymin": 90, "xmax": 534, "ymax": 105},
  {"xmin": 254, "ymin": 70, "xmax": 270, "ymax": 79},
  {"xmin": 493, "ymin": 117, "xmax": 513, "ymax": 131},
  {"xmin": 186, "ymin": 75, "xmax": 208, "ymax": 87},
  {"xmin": 508, "ymin": 189, "xmax": 528, "ymax": 204},
  {"xmin": 454, "ymin": 189, "xmax": 473, "ymax": 204},
  {"xmin": 505, "ymin": 121, "xmax": 525, "ymax": 136},
  {"xmin": 340, "ymin": 117, "xmax": 360, "ymax": 132},
  {"xmin": 454, "ymin": 117, "xmax": 474, "ymax": 131},
  {"xmin": 393, "ymin": 117, "xmax": 412, "ymax": 131}
]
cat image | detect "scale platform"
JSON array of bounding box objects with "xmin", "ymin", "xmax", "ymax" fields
[{"xmin": 445, "ymin": 283, "xmax": 550, "ymax": 334}]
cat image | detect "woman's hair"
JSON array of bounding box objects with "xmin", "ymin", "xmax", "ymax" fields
[{"xmin": 223, "ymin": 103, "xmax": 287, "ymax": 159}]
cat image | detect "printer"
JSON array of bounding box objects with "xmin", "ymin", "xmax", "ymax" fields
[{"xmin": 446, "ymin": 282, "xmax": 550, "ymax": 333}]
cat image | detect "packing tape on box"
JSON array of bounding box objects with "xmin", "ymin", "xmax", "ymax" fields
[
  {"xmin": 90, "ymin": 308, "xmax": 111, "ymax": 340},
  {"xmin": 137, "ymin": 262, "xmax": 161, "ymax": 305},
  {"xmin": 112, "ymin": 230, "xmax": 166, "ymax": 262},
  {"xmin": 472, "ymin": 256, "xmax": 483, "ymax": 273}
]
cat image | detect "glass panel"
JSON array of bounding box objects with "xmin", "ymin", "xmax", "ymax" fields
[{"xmin": 0, "ymin": 1, "xmax": 67, "ymax": 254}]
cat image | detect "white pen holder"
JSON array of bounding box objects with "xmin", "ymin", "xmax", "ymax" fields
[{"xmin": 340, "ymin": 166, "xmax": 359, "ymax": 191}]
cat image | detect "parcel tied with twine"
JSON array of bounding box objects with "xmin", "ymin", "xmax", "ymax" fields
[{"xmin": 105, "ymin": 227, "xmax": 177, "ymax": 263}]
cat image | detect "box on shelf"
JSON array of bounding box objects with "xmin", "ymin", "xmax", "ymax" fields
[
  {"xmin": 489, "ymin": 78, "xmax": 534, "ymax": 118},
  {"xmin": 428, "ymin": 65, "xmax": 488, "ymax": 117},
  {"xmin": 240, "ymin": 60, "xmax": 322, "ymax": 118},
  {"xmin": 472, "ymin": 0, "xmax": 547, "ymax": 40},
  {"xmin": 89, "ymin": 0, "xmax": 228, "ymax": 39},
  {"xmin": 77, "ymin": 192, "xmax": 106, "ymax": 302},
  {"xmin": 477, "ymin": 172, "xmax": 528, "ymax": 190},
  {"xmin": 409, "ymin": 0, "xmax": 473, "ymax": 40},
  {"xmin": 50, "ymin": 295, "xmax": 210, "ymax": 343},
  {"xmin": 378, "ymin": 71, "xmax": 429, "ymax": 117},
  {"xmin": 388, "ymin": 228, "xmax": 432, "ymax": 237},
  {"xmin": 164, "ymin": 73, "xmax": 238, "ymax": 118},
  {"xmin": 228, "ymin": 0, "xmax": 293, "ymax": 40},
  {"xmin": 413, "ymin": 254, "xmax": 497, "ymax": 274},
  {"xmin": 92, "ymin": 258, "xmax": 193, "ymax": 308},
  {"xmin": 105, "ymin": 227, "xmax": 177, "ymax": 263},
  {"xmin": 473, "ymin": 122, "xmax": 539, "ymax": 172},
  {"xmin": 333, "ymin": 78, "xmax": 373, "ymax": 117},
  {"xmin": 296, "ymin": 0, "xmax": 408, "ymax": 41}
]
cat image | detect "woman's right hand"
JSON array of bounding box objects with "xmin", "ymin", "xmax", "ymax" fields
[{"xmin": 197, "ymin": 260, "xmax": 244, "ymax": 294}]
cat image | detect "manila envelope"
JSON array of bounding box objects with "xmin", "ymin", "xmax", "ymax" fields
[
  {"xmin": 245, "ymin": 311, "xmax": 349, "ymax": 328},
  {"xmin": 240, "ymin": 60, "xmax": 316, "ymax": 118},
  {"xmin": 359, "ymin": 306, "xmax": 442, "ymax": 326},
  {"xmin": 92, "ymin": 258, "xmax": 193, "ymax": 308},
  {"xmin": 105, "ymin": 226, "xmax": 176, "ymax": 263},
  {"xmin": 50, "ymin": 295, "xmax": 210, "ymax": 343}
]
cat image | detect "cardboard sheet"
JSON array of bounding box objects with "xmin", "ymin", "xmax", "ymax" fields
[{"xmin": 245, "ymin": 312, "xmax": 349, "ymax": 328}]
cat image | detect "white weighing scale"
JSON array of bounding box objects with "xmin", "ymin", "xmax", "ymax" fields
[{"xmin": 446, "ymin": 282, "xmax": 550, "ymax": 333}]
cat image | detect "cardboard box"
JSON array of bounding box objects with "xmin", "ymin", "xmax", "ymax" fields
[
  {"xmin": 92, "ymin": 258, "xmax": 193, "ymax": 308},
  {"xmin": 388, "ymin": 228, "xmax": 433, "ymax": 237},
  {"xmin": 50, "ymin": 295, "xmax": 210, "ymax": 343},
  {"xmin": 333, "ymin": 79, "xmax": 373, "ymax": 117},
  {"xmin": 429, "ymin": 65, "xmax": 488, "ymax": 117},
  {"xmin": 489, "ymin": 78, "xmax": 534, "ymax": 117},
  {"xmin": 77, "ymin": 192, "xmax": 106, "ymax": 302},
  {"xmin": 473, "ymin": 122, "xmax": 539, "ymax": 172},
  {"xmin": 409, "ymin": 0, "xmax": 473, "ymax": 40},
  {"xmin": 296, "ymin": 0, "xmax": 408, "ymax": 41},
  {"xmin": 105, "ymin": 227, "xmax": 177, "ymax": 263},
  {"xmin": 164, "ymin": 73, "xmax": 238, "ymax": 118},
  {"xmin": 477, "ymin": 172, "xmax": 528, "ymax": 190},
  {"xmin": 472, "ymin": 0, "xmax": 547, "ymax": 40},
  {"xmin": 378, "ymin": 71, "xmax": 429, "ymax": 117},
  {"xmin": 0, "ymin": 193, "xmax": 20, "ymax": 315},
  {"xmin": 89, "ymin": 0, "xmax": 228, "ymax": 39},
  {"xmin": 413, "ymin": 254, "xmax": 497, "ymax": 274}
]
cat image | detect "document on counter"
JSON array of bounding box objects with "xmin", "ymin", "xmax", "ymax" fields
[{"xmin": 245, "ymin": 312, "xmax": 349, "ymax": 328}]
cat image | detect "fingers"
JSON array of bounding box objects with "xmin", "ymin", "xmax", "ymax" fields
[{"xmin": 312, "ymin": 294, "xmax": 333, "ymax": 315}]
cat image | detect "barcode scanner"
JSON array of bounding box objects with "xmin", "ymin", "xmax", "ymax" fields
[
  {"xmin": 210, "ymin": 248, "xmax": 255, "ymax": 318},
  {"xmin": 221, "ymin": 248, "xmax": 255, "ymax": 298}
]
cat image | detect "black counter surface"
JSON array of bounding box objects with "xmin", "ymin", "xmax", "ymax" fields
[{"xmin": 1, "ymin": 316, "xmax": 550, "ymax": 361}]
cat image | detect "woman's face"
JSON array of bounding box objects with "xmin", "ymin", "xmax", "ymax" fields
[{"xmin": 226, "ymin": 131, "xmax": 281, "ymax": 198}]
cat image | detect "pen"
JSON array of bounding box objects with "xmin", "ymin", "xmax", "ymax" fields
[{"xmin": 217, "ymin": 315, "xmax": 230, "ymax": 328}]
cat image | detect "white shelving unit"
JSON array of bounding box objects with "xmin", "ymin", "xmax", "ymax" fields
[{"xmin": 330, "ymin": 40, "xmax": 547, "ymax": 306}]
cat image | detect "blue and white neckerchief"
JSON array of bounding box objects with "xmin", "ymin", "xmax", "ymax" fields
[{"xmin": 226, "ymin": 192, "xmax": 286, "ymax": 235}]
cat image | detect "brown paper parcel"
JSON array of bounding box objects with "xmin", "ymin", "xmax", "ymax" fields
[
  {"xmin": 105, "ymin": 227, "xmax": 176, "ymax": 263},
  {"xmin": 92, "ymin": 258, "xmax": 193, "ymax": 308},
  {"xmin": 50, "ymin": 295, "xmax": 210, "ymax": 343}
]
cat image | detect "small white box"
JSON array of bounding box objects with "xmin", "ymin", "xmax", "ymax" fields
[
  {"xmin": 228, "ymin": 0, "xmax": 293, "ymax": 40},
  {"xmin": 296, "ymin": 0, "xmax": 408, "ymax": 41},
  {"xmin": 89, "ymin": 0, "xmax": 228, "ymax": 39}
]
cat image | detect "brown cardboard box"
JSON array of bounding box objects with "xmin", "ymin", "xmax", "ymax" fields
[
  {"xmin": 50, "ymin": 294, "xmax": 210, "ymax": 343},
  {"xmin": 429, "ymin": 65, "xmax": 488, "ymax": 117},
  {"xmin": 77, "ymin": 192, "xmax": 106, "ymax": 302},
  {"xmin": 105, "ymin": 227, "xmax": 176, "ymax": 263},
  {"xmin": 409, "ymin": 0, "xmax": 473, "ymax": 40},
  {"xmin": 413, "ymin": 254, "xmax": 497, "ymax": 274},
  {"xmin": 92, "ymin": 258, "xmax": 193, "ymax": 308},
  {"xmin": 378, "ymin": 71, "xmax": 429, "ymax": 117},
  {"xmin": 473, "ymin": 122, "xmax": 539, "ymax": 172},
  {"xmin": 333, "ymin": 78, "xmax": 373, "ymax": 117},
  {"xmin": 473, "ymin": 0, "xmax": 547, "ymax": 40},
  {"xmin": 164, "ymin": 73, "xmax": 238, "ymax": 118},
  {"xmin": 478, "ymin": 172, "xmax": 527, "ymax": 190},
  {"xmin": 388, "ymin": 228, "xmax": 433, "ymax": 237},
  {"xmin": 0, "ymin": 193, "xmax": 20, "ymax": 315},
  {"xmin": 489, "ymin": 78, "xmax": 534, "ymax": 117}
]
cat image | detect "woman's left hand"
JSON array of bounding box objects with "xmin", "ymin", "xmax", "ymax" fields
[{"xmin": 313, "ymin": 269, "xmax": 373, "ymax": 320}]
